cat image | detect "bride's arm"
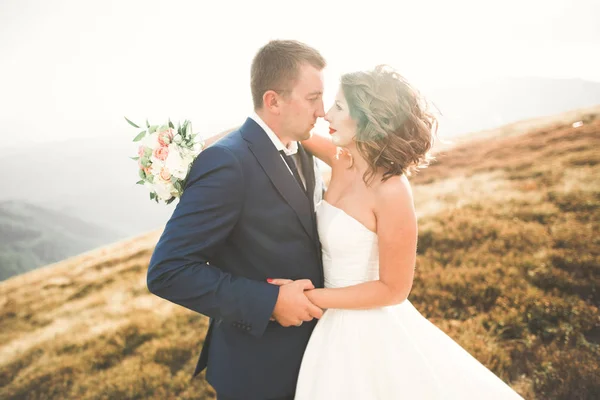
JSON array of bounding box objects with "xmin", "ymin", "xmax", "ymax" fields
[
  {"xmin": 203, "ymin": 126, "xmax": 240, "ymax": 147},
  {"xmin": 270, "ymin": 177, "xmax": 417, "ymax": 310},
  {"xmin": 208, "ymin": 127, "xmax": 339, "ymax": 166},
  {"xmin": 301, "ymin": 132, "xmax": 339, "ymax": 167}
]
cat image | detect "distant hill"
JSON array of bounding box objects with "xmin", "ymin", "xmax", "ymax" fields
[
  {"xmin": 0, "ymin": 107, "xmax": 598, "ymax": 399},
  {"xmin": 0, "ymin": 136, "xmax": 177, "ymax": 238},
  {"xmin": 1, "ymin": 77, "xmax": 599, "ymax": 244},
  {"xmin": 432, "ymin": 104, "xmax": 600, "ymax": 152},
  {"xmin": 0, "ymin": 201, "xmax": 123, "ymax": 280},
  {"xmin": 429, "ymin": 76, "xmax": 600, "ymax": 137}
]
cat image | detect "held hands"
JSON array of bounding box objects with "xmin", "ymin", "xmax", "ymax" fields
[{"xmin": 268, "ymin": 279, "xmax": 323, "ymax": 327}]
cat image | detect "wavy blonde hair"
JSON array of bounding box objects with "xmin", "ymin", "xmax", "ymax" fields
[{"xmin": 341, "ymin": 65, "xmax": 438, "ymax": 184}]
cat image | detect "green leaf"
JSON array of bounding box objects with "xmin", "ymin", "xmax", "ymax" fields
[
  {"xmin": 146, "ymin": 118, "xmax": 150, "ymax": 128},
  {"xmin": 168, "ymin": 119, "xmax": 175, "ymax": 129},
  {"xmin": 150, "ymin": 192, "xmax": 156, "ymax": 200},
  {"xmin": 130, "ymin": 156, "xmax": 140, "ymax": 161},
  {"xmin": 140, "ymin": 157, "xmax": 151, "ymax": 167},
  {"xmin": 136, "ymin": 180, "xmax": 145, "ymax": 185},
  {"xmin": 133, "ymin": 130, "xmax": 147, "ymax": 142},
  {"xmin": 149, "ymin": 125, "xmax": 158, "ymax": 134},
  {"xmin": 124, "ymin": 116, "xmax": 140, "ymax": 128}
]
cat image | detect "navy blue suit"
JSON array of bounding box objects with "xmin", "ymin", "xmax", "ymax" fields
[{"xmin": 147, "ymin": 118, "xmax": 323, "ymax": 399}]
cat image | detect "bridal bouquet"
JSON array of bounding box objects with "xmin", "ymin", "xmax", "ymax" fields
[{"xmin": 125, "ymin": 117, "xmax": 204, "ymax": 204}]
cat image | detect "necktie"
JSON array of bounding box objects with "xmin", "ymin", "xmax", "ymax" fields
[{"xmin": 279, "ymin": 150, "xmax": 306, "ymax": 193}]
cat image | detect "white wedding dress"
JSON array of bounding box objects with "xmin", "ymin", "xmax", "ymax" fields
[{"xmin": 294, "ymin": 200, "xmax": 523, "ymax": 399}]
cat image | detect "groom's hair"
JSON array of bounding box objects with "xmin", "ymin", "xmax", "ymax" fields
[{"xmin": 251, "ymin": 40, "xmax": 326, "ymax": 110}]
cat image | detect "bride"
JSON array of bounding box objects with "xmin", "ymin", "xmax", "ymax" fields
[{"xmin": 267, "ymin": 65, "xmax": 524, "ymax": 399}]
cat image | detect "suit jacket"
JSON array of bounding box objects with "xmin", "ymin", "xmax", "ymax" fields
[{"xmin": 147, "ymin": 117, "xmax": 324, "ymax": 399}]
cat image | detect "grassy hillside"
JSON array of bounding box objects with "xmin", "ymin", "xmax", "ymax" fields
[
  {"xmin": 0, "ymin": 201, "xmax": 124, "ymax": 281},
  {"xmin": 0, "ymin": 108, "xmax": 598, "ymax": 399},
  {"xmin": 409, "ymin": 107, "xmax": 599, "ymax": 399}
]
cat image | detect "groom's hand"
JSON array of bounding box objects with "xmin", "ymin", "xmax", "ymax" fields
[{"xmin": 269, "ymin": 279, "xmax": 323, "ymax": 327}]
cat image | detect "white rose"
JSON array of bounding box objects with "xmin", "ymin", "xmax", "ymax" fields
[
  {"xmin": 165, "ymin": 144, "xmax": 189, "ymax": 179},
  {"xmin": 192, "ymin": 142, "xmax": 203, "ymax": 154},
  {"xmin": 171, "ymin": 169, "xmax": 187, "ymax": 181},
  {"xmin": 173, "ymin": 134, "xmax": 182, "ymax": 144},
  {"xmin": 153, "ymin": 181, "xmax": 174, "ymax": 201},
  {"xmin": 150, "ymin": 158, "xmax": 164, "ymax": 175}
]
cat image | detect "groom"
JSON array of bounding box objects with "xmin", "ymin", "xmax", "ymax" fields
[{"xmin": 147, "ymin": 40, "xmax": 327, "ymax": 400}]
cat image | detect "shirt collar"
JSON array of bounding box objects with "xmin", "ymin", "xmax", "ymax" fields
[{"xmin": 249, "ymin": 111, "xmax": 298, "ymax": 156}]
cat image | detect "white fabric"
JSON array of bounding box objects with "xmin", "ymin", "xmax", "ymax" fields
[
  {"xmin": 249, "ymin": 112, "xmax": 306, "ymax": 190},
  {"xmin": 249, "ymin": 111, "xmax": 298, "ymax": 155},
  {"xmin": 294, "ymin": 200, "xmax": 524, "ymax": 400}
]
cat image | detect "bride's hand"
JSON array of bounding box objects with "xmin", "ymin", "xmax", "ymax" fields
[
  {"xmin": 267, "ymin": 278, "xmax": 294, "ymax": 286},
  {"xmin": 204, "ymin": 126, "xmax": 240, "ymax": 147},
  {"xmin": 273, "ymin": 281, "xmax": 323, "ymax": 311},
  {"xmin": 267, "ymin": 278, "xmax": 319, "ymax": 321},
  {"xmin": 267, "ymin": 278, "xmax": 318, "ymax": 293}
]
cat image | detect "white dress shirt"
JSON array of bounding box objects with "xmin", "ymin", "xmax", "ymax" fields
[{"xmin": 249, "ymin": 112, "xmax": 323, "ymax": 207}]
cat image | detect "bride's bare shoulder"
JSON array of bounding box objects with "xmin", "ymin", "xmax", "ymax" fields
[{"xmin": 373, "ymin": 174, "xmax": 414, "ymax": 214}]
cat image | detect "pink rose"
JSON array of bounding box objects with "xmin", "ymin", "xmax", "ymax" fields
[
  {"xmin": 160, "ymin": 167, "xmax": 171, "ymax": 181},
  {"xmin": 153, "ymin": 146, "xmax": 169, "ymax": 161},
  {"xmin": 138, "ymin": 145, "xmax": 146, "ymax": 157},
  {"xmin": 158, "ymin": 129, "xmax": 174, "ymax": 147}
]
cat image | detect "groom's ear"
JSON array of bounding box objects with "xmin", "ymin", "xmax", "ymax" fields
[{"xmin": 263, "ymin": 90, "xmax": 281, "ymax": 115}]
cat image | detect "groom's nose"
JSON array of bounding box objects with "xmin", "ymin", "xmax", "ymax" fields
[{"xmin": 314, "ymin": 101, "xmax": 325, "ymax": 118}]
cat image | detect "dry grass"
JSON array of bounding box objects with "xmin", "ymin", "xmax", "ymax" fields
[
  {"xmin": 409, "ymin": 108, "xmax": 600, "ymax": 399},
  {"xmin": 0, "ymin": 231, "xmax": 216, "ymax": 399},
  {"xmin": 1, "ymin": 107, "xmax": 599, "ymax": 399}
]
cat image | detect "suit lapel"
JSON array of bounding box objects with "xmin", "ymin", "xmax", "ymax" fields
[{"xmin": 241, "ymin": 118, "xmax": 316, "ymax": 241}]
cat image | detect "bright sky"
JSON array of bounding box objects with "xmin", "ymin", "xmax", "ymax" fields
[{"xmin": 1, "ymin": 0, "xmax": 599, "ymax": 148}]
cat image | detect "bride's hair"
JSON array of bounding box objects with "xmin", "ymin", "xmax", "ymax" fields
[{"xmin": 341, "ymin": 65, "xmax": 438, "ymax": 184}]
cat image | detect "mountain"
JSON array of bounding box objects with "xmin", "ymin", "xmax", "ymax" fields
[
  {"xmin": 0, "ymin": 76, "xmax": 598, "ymax": 279},
  {"xmin": 428, "ymin": 76, "xmax": 600, "ymax": 137},
  {"xmin": 0, "ymin": 201, "xmax": 122, "ymax": 280},
  {"xmin": 0, "ymin": 136, "xmax": 177, "ymax": 237},
  {"xmin": 0, "ymin": 106, "xmax": 598, "ymax": 399}
]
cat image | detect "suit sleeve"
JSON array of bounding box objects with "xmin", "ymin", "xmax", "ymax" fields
[{"xmin": 146, "ymin": 145, "xmax": 279, "ymax": 338}]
